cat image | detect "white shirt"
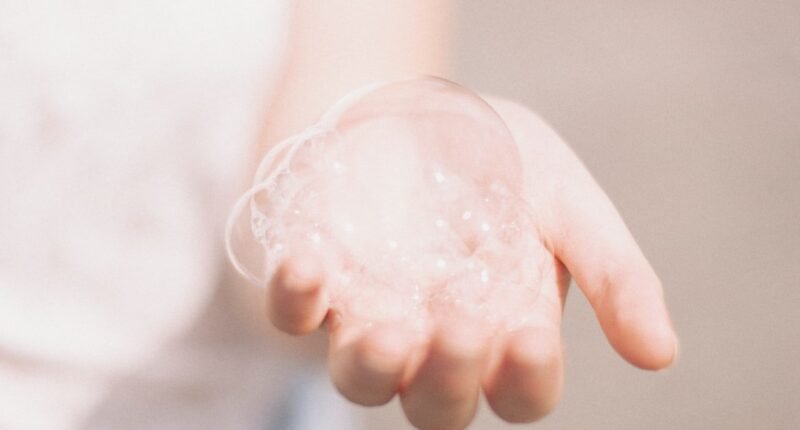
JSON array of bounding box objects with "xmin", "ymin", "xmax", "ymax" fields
[{"xmin": 0, "ymin": 1, "xmax": 343, "ymax": 428}]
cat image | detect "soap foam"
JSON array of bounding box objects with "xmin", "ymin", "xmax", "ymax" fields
[{"xmin": 227, "ymin": 77, "xmax": 547, "ymax": 332}]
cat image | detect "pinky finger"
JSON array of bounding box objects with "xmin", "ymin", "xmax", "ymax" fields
[{"xmin": 266, "ymin": 255, "xmax": 329, "ymax": 335}]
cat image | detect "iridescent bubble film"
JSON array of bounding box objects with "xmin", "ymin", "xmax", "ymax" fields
[{"xmin": 227, "ymin": 77, "xmax": 547, "ymax": 331}]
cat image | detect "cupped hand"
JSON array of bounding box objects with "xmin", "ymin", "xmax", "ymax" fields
[{"xmin": 263, "ymin": 98, "xmax": 678, "ymax": 430}]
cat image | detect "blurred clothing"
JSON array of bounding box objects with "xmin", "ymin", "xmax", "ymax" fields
[
  {"xmin": 0, "ymin": 1, "xmax": 352, "ymax": 428},
  {"xmin": 268, "ymin": 366, "xmax": 363, "ymax": 430}
]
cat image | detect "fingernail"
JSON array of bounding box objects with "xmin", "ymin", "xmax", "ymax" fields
[
  {"xmin": 658, "ymin": 336, "xmax": 680, "ymax": 372},
  {"xmin": 670, "ymin": 337, "xmax": 680, "ymax": 366}
]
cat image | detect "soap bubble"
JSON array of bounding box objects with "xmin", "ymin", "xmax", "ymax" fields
[{"xmin": 227, "ymin": 77, "xmax": 546, "ymax": 331}]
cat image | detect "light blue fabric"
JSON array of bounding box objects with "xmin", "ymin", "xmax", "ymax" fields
[{"xmin": 269, "ymin": 366, "xmax": 363, "ymax": 430}]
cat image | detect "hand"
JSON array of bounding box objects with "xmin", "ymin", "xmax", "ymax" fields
[{"xmin": 264, "ymin": 98, "xmax": 678, "ymax": 429}]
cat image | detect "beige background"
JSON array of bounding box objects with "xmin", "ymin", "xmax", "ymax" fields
[{"xmin": 366, "ymin": 1, "xmax": 800, "ymax": 428}]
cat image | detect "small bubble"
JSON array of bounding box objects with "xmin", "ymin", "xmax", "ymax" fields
[{"xmin": 462, "ymin": 211, "xmax": 472, "ymax": 220}]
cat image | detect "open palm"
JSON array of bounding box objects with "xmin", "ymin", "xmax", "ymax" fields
[{"xmin": 264, "ymin": 98, "xmax": 677, "ymax": 430}]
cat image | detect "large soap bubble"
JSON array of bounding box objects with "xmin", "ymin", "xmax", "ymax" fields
[{"xmin": 227, "ymin": 77, "xmax": 546, "ymax": 332}]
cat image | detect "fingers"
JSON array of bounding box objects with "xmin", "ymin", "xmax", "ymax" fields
[
  {"xmin": 400, "ymin": 322, "xmax": 486, "ymax": 430},
  {"xmin": 484, "ymin": 327, "xmax": 563, "ymax": 423},
  {"xmin": 266, "ymin": 255, "xmax": 329, "ymax": 335},
  {"xmin": 329, "ymin": 324, "xmax": 413, "ymax": 406},
  {"xmin": 484, "ymin": 264, "xmax": 566, "ymax": 424},
  {"xmin": 488, "ymin": 98, "xmax": 678, "ymax": 370},
  {"xmin": 551, "ymin": 161, "xmax": 678, "ymax": 370}
]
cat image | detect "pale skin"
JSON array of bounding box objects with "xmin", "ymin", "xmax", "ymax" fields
[{"xmin": 249, "ymin": 2, "xmax": 678, "ymax": 429}]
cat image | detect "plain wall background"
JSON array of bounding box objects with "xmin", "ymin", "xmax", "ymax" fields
[{"xmin": 366, "ymin": 1, "xmax": 800, "ymax": 428}]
